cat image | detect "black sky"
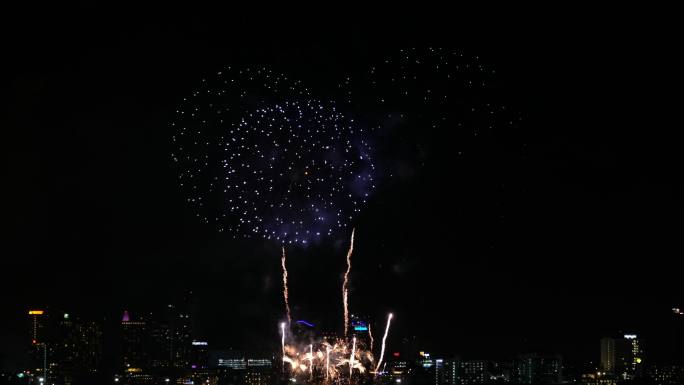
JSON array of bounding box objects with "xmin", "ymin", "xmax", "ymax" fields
[{"xmin": 2, "ymin": 7, "xmax": 682, "ymax": 369}]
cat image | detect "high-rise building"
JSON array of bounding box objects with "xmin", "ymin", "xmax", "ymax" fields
[
  {"xmin": 600, "ymin": 335, "xmax": 643, "ymax": 379},
  {"xmin": 669, "ymin": 308, "xmax": 684, "ymax": 364},
  {"xmin": 28, "ymin": 309, "xmax": 46, "ymax": 344},
  {"xmin": 121, "ymin": 310, "xmax": 149, "ymax": 370},
  {"xmin": 459, "ymin": 360, "xmax": 488, "ymax": 385},
  {"xmin": 27, "ymin": 309, "xmax": 54, "ymax": 383},
  {"xmin": 600, "ymin": 337, "xmax": 615, "ymax": 373},
  {"xmin": 148, "ymin": 318, "xmax": 172, "ymax": 369},
  {"xmin": 646, "ymin": 364, "xmax": 684, "ymax": 385},
  {"xmin": 513, "ymin": 354, "xmax": 562, "ymax": 384},
  {"xmin": 190, "ymin": 340, "xmax": 210, "ymax": 369},
  {"xmin": 57, "ymin": 312, "xmax": 103, "ymax": 373},
  {"xmin": 438, "ymin": 358, "xmax": 459, "ymax": 385},
  {"xmin": 171, "ymin": 305, "xmax": 192, "ymax": 369},
  {"xmin": 245, "ymin": 356, "xmax": 274, "ymax": 385}
]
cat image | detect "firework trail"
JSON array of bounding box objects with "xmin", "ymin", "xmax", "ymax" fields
[
  {"xmin": 326, "ymin": 345, "xmax": 330, "ymax": 381},
  {"xmin": 343, "ymin": 229, "xmax": 355, "ymax": 336},
  {"xmin": 350, "ymin": 336, "xmax": 357, "ymax": 378},
  {"xmin": 368, "ymin": 323, "xmax": 374, "ymax": 353},
  {"xmin": 281, "ymin": 247, "xmax": 291, "ymax": 325},
  {"xmin": 281, "ymin": 322, "xmax": 286, "ymax": 372},
  {"xmin": 374, "ymin": 313, "xmax": 394, "ymax": 374},
  {"xmin": 310, "ymin": 344, "xmax": 314, "ymax": 380}
]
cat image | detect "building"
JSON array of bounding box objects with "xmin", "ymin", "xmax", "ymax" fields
[
  {"xmin": 438, "ymin": 358, "xmax": 458, "ymax": 385},
  {"xmin": 169, "ymin": 301, "xmax": 193, "ymax": 369},
  {"xmin": 600, "ymin": 338, "xmax": 615, "ymax": 373},
  {"xmin": 513, "ymin": 354, "xmax": 562, "ymax": 384},
  {"xmin": 121, "ymin": 311, "xmax": 149, "ymax": 370},
  {"xmin": 55, "ymin": 312, "xmax": 103, "ymax": 376},
  {"xmin": 28, "ymin": 309, "xmax": 46, "ymax": 344},
  {"xmin": 670, "ymin": 307, "xmax": 684, "ymax": 363},
  {"xmin": 27, "ymin": 309, "xmax": 59, "ymax": 384},
  {"xmin": 645, "ymin": 365, "xmax": 684, "ymax": 385},
  {"xmin": 26, "ymin": 309, "xmax": 104, "ymax": 384},
  {"xmin": 600, "ymin": 335, "xmax": 643, "ymax": 380},
  {"xmin": 211, "ymin": 350, "xmax": 247, "ymax": 369},
  {"xmin": 244, "ymin": 358, "xmax": 274, "ymax": 385},
  {"xmin": 190, "ymin": 340, "xmax": 210, "ymax": 369},
  {"xmin": 432, "ymin": 358, "xmax": 491, "ymax": 385},
  {"xmin": 459, "ymin": 360, "xmax": 488, "ymax": 385},
  {"xmin": 147, "ymin": 318, "xmax": 172, "ymax": 370},
  {"xmin": 119, "ymin": 294, "xmax": 197, "ymax": 373}
]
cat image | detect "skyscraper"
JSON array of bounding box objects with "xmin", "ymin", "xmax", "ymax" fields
[
  {"xmin": 513, "ymin": 354, "xmax": 562, "ymax": 384},
  {"xmin": 27, "ymin": 309, "xmax": 52, "ymax": 383},
  {"xmin": 121, "ymin": 310, "xmax": 149, "ymax": 370},
  {"xmin": 600, "ymin": 337, "xmax": 615, "ymax": 373},
  {"xmin": 600, "ymin": 335, "xmax": 643, "ymax": 380},
  {"xmin": 28, "ymin": 309, "xmax": 45, "ymax": 344},
  {"xmin": 57, "ymin": 312, "xmax": 103, "ymax": 373}
]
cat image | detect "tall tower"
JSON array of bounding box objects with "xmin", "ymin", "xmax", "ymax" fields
[
  {"xmin": 28, "ymin": 309, "xmax": 45, "ymax": 344},
  {"xmin": 27, "ymin": 309, "xmax": 51, "ymax": 383},
  {"xmin": 121, "ymin": 310, "xmax": 149, "ymax": 370},
  {"xmin": 600, "ymin": 337, "xmax": 615, "ymax": 373}
]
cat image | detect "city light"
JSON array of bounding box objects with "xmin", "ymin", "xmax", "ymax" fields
[{"xmin": 28, "ymin": 310, "xmax": 44, "ymax": 315}]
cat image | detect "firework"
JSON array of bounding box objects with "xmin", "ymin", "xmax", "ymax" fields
[
  {"xmin": 326, "ymin": 344, "xmax": 330, "ymax": 381},
  {"xmin": 349, "ymin": 337, "xmax": 356, "ymax": 378},
  {"xmin": 281, "ymin": 247, "xmax": 291, "ymax": 324},
  {"xmin": 374, "ymin": 313, "xmax": 393, "ymax": 374},
  {"xmin": 368, "ymin": 323, "xmax": 374, "ymax": 352},
  {"xmin": 172, "ymin": 69, "xmax": 375, "ymax": 244},
  {"xmin": 279, "ymin": 231, "xmax": 394, "ymax": 384},
  {"xmin": 281, "ymin": 322, "xmax": 286, "ymax": 372},
  {"xmin": 343, "ymin": 228, "xmax": 355, "ymax": 337},
  {"xmin": 310, "ymin": 344, "xmax": 314, "ymax": 380}
]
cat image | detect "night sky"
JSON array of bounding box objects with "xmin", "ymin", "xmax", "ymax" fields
[{"xmin": 2, "ymin": 7, "xmax": 682, "ymax": 370}]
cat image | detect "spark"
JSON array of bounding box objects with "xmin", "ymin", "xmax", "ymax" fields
[
  {"xmin": 310, "ymin": 344, "xmax": 314, "ymax": 380},
  {"xmin": 282, "ymin": 246, "xmax": 291, "ymax": 325},
  {"xmin": 343, "ymin": 228, "xmax": 355, "ymax": 336},
  {"xmin": 374, "ymin": 313, "xmax": 393, "ymax": 374}
]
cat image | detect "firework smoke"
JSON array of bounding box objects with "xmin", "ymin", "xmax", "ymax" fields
[
  {"xmin": 374, "ymin": 313, "xmax": 394, "ymax": 374},
  {"xmin": 343, "ymin": 229, "xmax": 355, "ymax": 336},
  {"xmin": 282, "ymin": 246, "xmax": 291, "ymax": 325}
]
